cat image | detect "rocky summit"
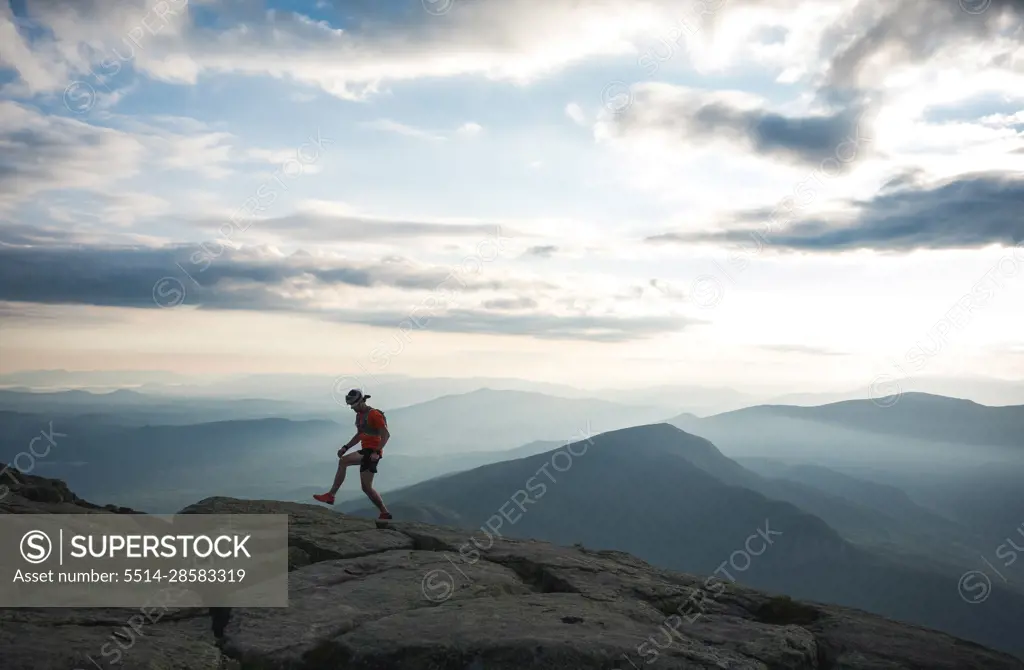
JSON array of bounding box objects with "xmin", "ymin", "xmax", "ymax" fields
[{"xmin": 2, "ymin": 467, "xmax": 1023, "ymax": 669}]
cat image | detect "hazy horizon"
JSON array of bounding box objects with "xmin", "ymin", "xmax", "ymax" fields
[{"xmin": 1, "ymin": 367, "xmax": 1023, "ymax": 408}]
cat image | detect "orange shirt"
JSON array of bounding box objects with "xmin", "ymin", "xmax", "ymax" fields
[{"xmin": 358, "ymin": 409, "xmax": 387, "ymax": 450}]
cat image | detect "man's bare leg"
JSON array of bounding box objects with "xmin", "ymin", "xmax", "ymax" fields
[
  {"xmin": 328, "ymin": 452, "xmax": 363, "ymax": 495},
  {"xmin": 360, "ymin": 470, "xmax": 389, "ymax": 515}
]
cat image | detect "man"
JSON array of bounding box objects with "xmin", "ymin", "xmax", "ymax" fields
[{"xmin": 313, "ymin": 388, "xmax": 393, "ymax": 521}]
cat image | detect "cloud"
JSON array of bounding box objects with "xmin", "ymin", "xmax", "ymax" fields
[
  {"xmin": 360, "ymin": 119, "xmax": 482, "ymax": 142},
  {"xmin": 2, "ymin": 0, "xmax": 684, "ymax": 101},
  {"xmin": 0, "ymin": 223, "xmax": 83, "ymax": 246},
  {"xmin": 648, "ymin": 171, "xmax": 1024, "ymax": 252},
  {"xmin": 0, "ymin": 241, "xmax": 541, "ymax": 306},
  {"xmin": 342, "ymin": 308, "xmax": 701, "ymax": 343},
  {"xmin": 360, "ymin": 119, "xmax": 447, "ymax": 142},
  {"xmin": 187, "ymin": 210, "xmax": 526, "ymax": 245},
  {"xmin": 565, "ymin": 102, "xmax": 587, "ymax": 126},
  {"xmin": 0, "ymin": 240, "xmax": 694, "ymax": 342},
  {"xmin": 0, "ymin": 102, "xmax": 239, "ymax": 206},
  {"xmin": 0, "ymin": 3, "xmax": 68, "ymax": 95},
  {"xmin": 457, "ymin": 122, "xmax": 483, "ymax": 137},
  {"xmin": 48, "ymin": 190, "xmax": 172, "ymax": 228},
  {"xmin": 481, "ymin": 297, "xmax": 539, "ymax": 310},
  {"xmin": 0, "ymin": 101, "xmax": 147, "ymax": 202},
  {"xmin": 820, "ymin": 0, "xmax": 1024, "ymax": 101},
  {"xmin": 522, "ymin": 245, "xmax": 559, "ymax": 258},
  {"xmin": 4, "ymin": 0, "xmax": 1020, "ymax": 111},
  {"xmin": 2, "ymin": 0, "xmax": 194, "ymax": 100},
  {"xmin": 645, "ymin": 278, "xmax": 688, "ymax": 301},
  {"xmin": 599, "ymin": 83, "xmax": 875, "ymax": 168}
]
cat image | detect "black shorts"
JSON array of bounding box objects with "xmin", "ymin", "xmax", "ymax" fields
[{"xmin": 358, "ymin": 449, "xmax": 381, "ymax": 473}]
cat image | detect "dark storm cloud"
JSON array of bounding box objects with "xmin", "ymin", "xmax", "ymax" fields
[
  {"xmin": 747, "ymin": 108, "xmax": 862, "ymax": 164},
  {"xmin": 610, "ymin": 85, "xmax": 874, "ymax": 168},
  {"xmin": 646, "ymin": 171, "xmax": 1024, "ymax": 252}
]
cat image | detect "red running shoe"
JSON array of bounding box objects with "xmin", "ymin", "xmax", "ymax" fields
[
  {"xmin": 313, "ymin": 492, "xmax": 335, "ymax": 505},
  {"xmin": 378, "ymin": 511, "xmax": 393, "ymax": 521}
]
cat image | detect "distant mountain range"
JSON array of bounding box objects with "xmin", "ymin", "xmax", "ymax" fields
[
  {"xmin": 0, "ymin": 388, "xmax": 339, "ymax": 425},
  {"xmin": 666, "ymin": 393, "xmax": 1023, "ymax": 469},
  {"xmin": 0, "ymin": 400, "xmax": 572, "ymax": 512},
  {"xmin": 0, "ymin": 412, "xmax": 344, "ymax": 511},
  {"xmin": 673, "ymin": 392, "xmax": 1023, "ymax": 448},
  {"xmin": 765, "ymin": 376, "xmax": 1024, "ymax": 408},
  {"xmin": 3, "ymin": 387, "xmax": 1021, "ymax": 516},
  {"xmin": 0, "ymin": 386, "xmax": 677, "ymax": 453},
  {"xmin": 3, "ymin": 369, "xmax": 1021, "ymax": 414}
]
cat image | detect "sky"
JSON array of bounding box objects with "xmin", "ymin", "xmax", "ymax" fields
[{"xmin": 0, "ymin": 0, "xmax": 1022, "ymax": 392}]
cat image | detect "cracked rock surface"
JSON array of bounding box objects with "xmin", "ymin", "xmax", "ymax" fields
[
  {"xmin": 184, "ymin": 498, "xmax": 1024, "ymax": 670},
  {"xmin": 3, "ymin": 485, "xmax": 1023, "ymax": 669}
]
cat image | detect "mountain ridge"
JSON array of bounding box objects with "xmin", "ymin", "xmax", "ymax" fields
[{"xmin": 671, "ymin": 393, "xmax": 1023, "ymax": 448}]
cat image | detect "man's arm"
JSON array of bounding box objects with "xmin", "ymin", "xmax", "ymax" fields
[
  {"xmin": 378, "ymin": 424, "xmax": 390, "ymax": 450},
  {"xmin": 340, "ymin": 432, "xmax": 360, "ymax": 453}
]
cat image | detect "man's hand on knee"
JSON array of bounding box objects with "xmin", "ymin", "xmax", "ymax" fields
[{"xmin": 337, "ymin": 446, "xmax": 350, "ymax": 459}]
